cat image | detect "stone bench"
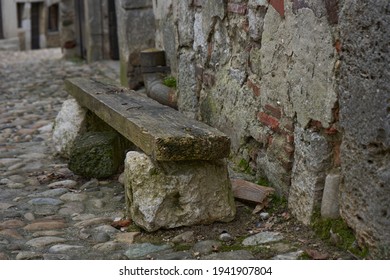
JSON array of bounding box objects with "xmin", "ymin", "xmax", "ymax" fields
[{"xmin": 61, "ymin": 78, "xmax": 236, "ymax": 231}]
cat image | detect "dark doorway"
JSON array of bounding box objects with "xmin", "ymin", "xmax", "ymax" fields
[
  {"xmin": 74, "ymin": 0, "xmax": 86, "ymax": 59},
  {"xmin": 0, "ymin": 0, "xmax": 4, "ymax": 39},
  {"xmin": 108, "ymin": 0, "xmax": 119, "ymax": 60},
  {"xmin": 31, "ymin": 3, "xmax": 40, "ymax": 49}
]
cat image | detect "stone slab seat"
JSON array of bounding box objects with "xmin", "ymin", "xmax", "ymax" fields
[{"xmin": 64, "ymin": 78, "xmax": 230, "ymax": 161}]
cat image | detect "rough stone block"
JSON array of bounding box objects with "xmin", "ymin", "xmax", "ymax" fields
[
  {"xmin": 339, "ymin": 1, "xmax": 390, "ymax": 258},
  {"xmin": 321, "ymin": 172, "xmax": 341, "ymax": 219},
  {"xmin": 288, "ymin": 127, "xmax": 332, "ymax": 225},
  {"xmin": 52, "ymin": 99, "xmax": 87, "ymax": 158},
  {"xmin": 68, "ymin": 132, "xmax": 125, "ymax": 179},
  {"xmin": 124, "ymin": 151, "xmax": 236, "ymax": 231}
]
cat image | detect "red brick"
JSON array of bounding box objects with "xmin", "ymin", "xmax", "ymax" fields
[
  {"xmin": 258, "ymin": 112, "xmax": 280, "ymax": 131},
  {"xmin": 283, "ymin": 119, "xmax": 294, "ymax": 133},
  {"xmin": 335, "ymin": 39, "xmax": 341, "ymax": 54},
  {"xmin": 264, "ymin": 104, "xmax": 282, "ymax": 119},
  {"xmin": 228, "ymin": 3, "xmax": 247, "ymax": 15},
  {"xmin": 269, "ymin": 0, "xmax": 285, "ymax": 17},
  {"xmin": 325, "ymin": 125, "xmax": 338, "ymax": 135},
  {"xmin": 247, "ymin": 79, "xmax": 260, "ymax": 97}
]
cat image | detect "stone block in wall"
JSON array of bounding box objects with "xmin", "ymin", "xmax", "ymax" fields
[
  {"xmin": 124, "ymin": 151, "xmax": 236, "ymax": 231},
  {"xmin": 202, "ymin": 0, "xmax": 226, "ymax": 37},
  {"xmin": 288, "ymin": 127, "xmax": 332, "ymax": 225},
  {"xmin": 321, "ymin": 172, "xmax": 341, "ymax": 219},
  {"xmin": 177, "ymin": 0, "xmax": 194, "ymax": 47},
  {"xmin": 339, "ymin": 1, "xmax": 390, "ymax": 258},
  {"xmin": 53, "ymin": 99, "xmax": 87, "ymax": 158},
  {"xmin": 178, "ymin": 50, "xmax": 198, "ymax": 118},
  {"xmin": 260, "ymin": 4, "xmax": 337, "ymax": 127}
]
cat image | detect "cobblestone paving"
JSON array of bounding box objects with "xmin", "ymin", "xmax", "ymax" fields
[
  {"xmin": 0, "ymin": 49, "xmax": 350, "ymax": 260},
  {"xmin": 0, "ymin": 49, "xmax": 135, "ymax": 260}
]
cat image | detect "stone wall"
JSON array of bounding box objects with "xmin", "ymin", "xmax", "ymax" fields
[
  {"xmin": 157, "ymin": 0, "xmax": 340, "ymax": 214},
  {"xmin": 150, "ymin": 0, "xmax": 389, "ymax": 257},
  {"xmin": 338, "ymin": 0, "xmax": 390, "ymax": 259}
]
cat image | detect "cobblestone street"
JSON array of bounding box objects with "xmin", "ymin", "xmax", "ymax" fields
[
  {"xmin": 0, "ymin": 49, "xmax": 355, "ymax": 260},
  {"xmin": 0, "ymin": 49, "xmax": 132, "ymax": 260}
]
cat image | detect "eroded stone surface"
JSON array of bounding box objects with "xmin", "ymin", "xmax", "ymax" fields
[{"xmin": 124, "ymin": 151, "xmax": 236, "ymax": 231}]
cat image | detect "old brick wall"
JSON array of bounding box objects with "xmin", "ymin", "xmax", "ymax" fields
[{"xmin": 156, "ymin": 0, "xmax": 340, "ymax": 220}]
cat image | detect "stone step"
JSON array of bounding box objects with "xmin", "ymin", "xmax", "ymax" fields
[{"xmin": 65, "ymin": 78, "xmax": 230, "ymax": 161}]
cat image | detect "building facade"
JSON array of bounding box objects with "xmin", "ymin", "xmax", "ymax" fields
[{"xmin": 0, "ymin": 0, "xmax": 60, "ymax": 50}]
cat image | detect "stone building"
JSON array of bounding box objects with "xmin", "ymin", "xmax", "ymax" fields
[
  {"xmin": 0, "ymin": 0, "xmax": 60, "ymax": 51},
  {"xmin": 60, "ymin": 0, "xmax": 389, "ymax": 258},
  {"xmin": 59, "ymin": 0, "xmax": 121, "ymax": 63}
]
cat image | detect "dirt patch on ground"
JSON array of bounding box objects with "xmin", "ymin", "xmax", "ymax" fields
[{"xmin": 133, "ymin": 197, "xmax": 359, "ymax": 260}]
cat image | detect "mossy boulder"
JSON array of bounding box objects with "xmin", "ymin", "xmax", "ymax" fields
[{"xmin": 68, "ymin": 132, "xmax": 124, "ymax": 179}]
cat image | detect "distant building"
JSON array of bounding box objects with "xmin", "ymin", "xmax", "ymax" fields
[
  {"xmin": 0, "ymin": 0, "xmax": 60, "ymax": 51},
  {"xmin": 60, "ymin": 0, "xmax": 121, "ymax": 63}
]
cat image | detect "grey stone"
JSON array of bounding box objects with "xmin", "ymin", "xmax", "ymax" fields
[
  {"xmin": 172, "ymin": 231, "xmax": 195, "ymax": 244},
  {"xmin": 68, "ymin": 131, "xmax": 124, "ymax": 179},
  {"xmin": 202, "ymin": 250, "xmax": 254, "ymax": 260},
  {"xmin": 242, "ymin": 232, "xmax": 284, "ymax": 246},
  {"xmin": 93, "ymin": 232, "xmax": 111, "ymax": 243},
  {"xmin": 48, "ymin": 180, "xmax": 78, "ymax": 189},
  {"xmin": 219, "ymin": 233, "xmax": 234, "ymax": 242},
  {"xmin": 259, "ymin": 212, "xmax": 270, "ymax": 220},
  {"xmin": 192, "ymin": 240, "xmax": 221, "ymax": 255},
  {"xmin": 16, "ymin": 251, "xmax": 44, "ymax": 260},
  {"xmin": 177, "ymin": 50, "xmax": 198, "ymax": 118},
  {"xmin": 321, "ymin": 172, "xmax": 341, "ymax": 219},
  {"xmin": 93, "ymin": 225, "xmax": 119, "ymax": 234},
  {"xmin": 93, "ymin": 241, "xmax": 125, "ymax": 252},
  {"xmin": 124, "ymin": 243, "xmax": 172, "ymax": 259},
  {"xmin": 28, "ymin": 198, "xmax": 64, "ymax": 206},
  {"xmin": 272, "ymin": 250, "xmax": 304, "ymax": 260},
  {"xmin": 52, "ymin": 98, "xmax": 87, "ymax": 158},
  {"xmin": 339, "ymin": 1, "xmax": 390, "ymax": 259},
  {"xmin": 177, "ymin": 0, "xmax": 194, "ymax": 47},
  {"xmin": 288, "ymin": 127, "xmax": 332, "ymax": 225},
  {"xmin": 48, "ymin": 244, "xmax": 85, "ymax": 254},
  {"xmin": 29, "ymin": 188, "xmax": 69, "ymax": 198},
  {"xmin": 124, "ymin": 151, "xmax": 236, "ymax": 231},
  {"xmin": 60, "ymin": 192, "xmax": 87, "ymax": 202},
  {"xmin": 26, "ymin": 236, "xmax": 66, "ymax": 248},
  {"xmin": 151, "ymin": 251, "xmax": 193, "ymax": 260}
]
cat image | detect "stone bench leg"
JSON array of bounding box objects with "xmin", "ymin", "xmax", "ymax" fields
[{"xmin": 124, "ymin": 151, "xmax": 236, "ymax": 232}]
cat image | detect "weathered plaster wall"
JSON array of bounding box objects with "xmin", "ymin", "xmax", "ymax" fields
[{"xmin": 339, "ymin": 0, "xmax": 390, "ymax": 258}]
